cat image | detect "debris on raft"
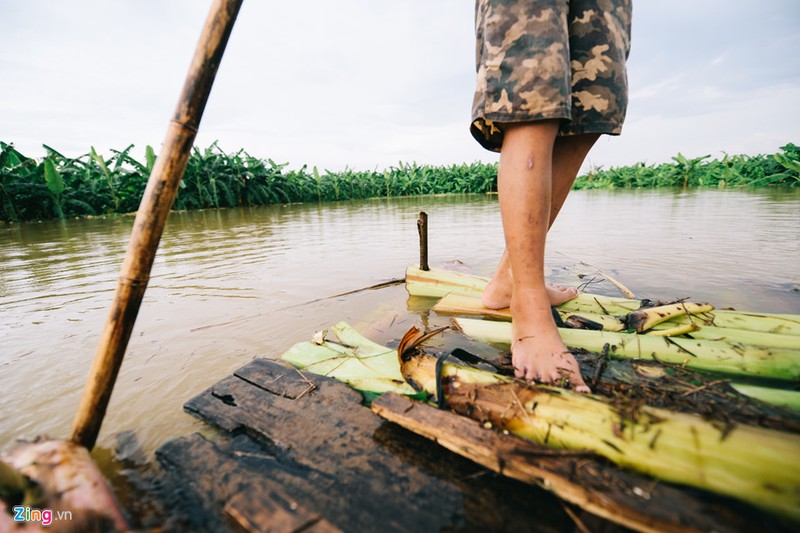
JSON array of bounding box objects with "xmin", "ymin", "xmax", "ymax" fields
[
  {"xmin": 280, "ymin": 322, "xmax": 800, "ymax": 524},
  {"xmin": 165, "ymin": 355, "xmax": 796, "ymax": 532}
]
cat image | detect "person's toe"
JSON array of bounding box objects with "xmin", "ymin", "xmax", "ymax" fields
[
  {"xmin": 524, "ymin": 366, "xmax": 539, "ymax": 381},
  {"xmin": 570, "ymin": 369, "xmax": 590, "ymax": 393}
]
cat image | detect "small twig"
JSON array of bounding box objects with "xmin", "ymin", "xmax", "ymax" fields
[
  {"xmin": 579, "ymin": 260, "xmax": 636, "ymax": 298},
  {"xmin": 664, "ymin": 336, "xmax": 700, "ymax": 358},
  {"xmin": 560, "ymin": 501, "xmax": 592, "ymax": 533},
  {"xmin": 680, "ymin": 379, "xmax": 729, "ymax": 397},
  {"xmin": 233, "ymin": 450, "xmax": 273, "ymax": 460},
  {"xmin": 293, "ymin": 382, "xmax": 317, "ymax": 401},
  {"xmin": 190, "ymin": 315, "xmax": 247, "ymax": 332},
  {"xmin": 507, "ymin": 388, "xmax": 532, "ymax": 424},
  {"xmin": 509, "ymin": 447, "xmax": 593, "ymax": 458},
  {"xmin": 592, "ymin": 296, "xmax": 611, "ymax": 315},
  {"xmin": 460, "ymin": 469, "xmax": 489, "ymax": 481},
  {"xmin": 144, "ymin": 342, "xmax": 163, "ymax": 364},
  {"xmin": 590, "ymin": 343, "xmax": 610, "ymax": 389},
  {"xmin": 322, "ymin": 339, "xmax": 358, "ymax": 350},
  {"xmin": 190, "ymin": 278, "xmax": 404, "ymax": 331},
  {"xmin": 644, "ymin": 478, "xmax": 660, "ymax": 497},
  {"xmin": 275, "ymin": 278, "xmax": 405, "ymax": 312},
  {"xmin": 600, "ymin": 270, "xmax": 636, "ymax": 298},
  {"xmin": 576, "ymin": 275, "xmax": 601, "ymax": 292}
]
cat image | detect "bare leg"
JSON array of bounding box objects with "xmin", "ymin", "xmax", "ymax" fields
[
  {"xmin": 482, "ymin": 133, "xmax": 600, "ymax": 310},
  {"xmin": 496, "ymin": 122, "xmax": 589, "ymax": 391}
]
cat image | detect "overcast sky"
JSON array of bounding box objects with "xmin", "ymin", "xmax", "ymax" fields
[{"xmin": 2, "ymin": 1, "xmax": 798, "ymax": 173}]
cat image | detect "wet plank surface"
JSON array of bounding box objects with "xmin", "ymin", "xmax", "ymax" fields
[{"xmin": 155, "ymin": 358, "xmax": 789, "ymax": 532}]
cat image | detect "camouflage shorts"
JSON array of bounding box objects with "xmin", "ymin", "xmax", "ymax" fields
[{"xmin": 471, "ymin": 0, "xmax": 632, "ymax": 152}]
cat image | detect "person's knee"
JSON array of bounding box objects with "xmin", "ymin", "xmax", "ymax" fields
[{"xmin": 501, "ymin": 120, "xmax": 560, "ymax": 153}]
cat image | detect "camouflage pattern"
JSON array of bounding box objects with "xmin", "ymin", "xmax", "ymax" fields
[{"xmin": 471, "ymin": 0, "xmax": 632, "ymax": 152}]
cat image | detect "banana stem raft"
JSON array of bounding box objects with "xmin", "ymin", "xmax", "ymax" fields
[{"xmin": 398, "ymin": 345, "xmax": 800, "ymax": 521}]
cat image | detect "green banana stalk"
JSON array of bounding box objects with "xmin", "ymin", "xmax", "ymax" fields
[
  {"xmin": 452, "ymin": 318, "xmax": 800, "ymax": 381},
  {"xmin": 730, "ymin": 383, "xmax": 800, "ymax": 411},
  {"xmin": 281, "ymin": 321, "xmax": 423, "ymax": 398},
  {"xmin": 397, "ymin": 340, "xmax": 800, "ymax": 522},
  {"xmin": 405, "ymin": 265, "xmax": 488, "ymax": 298},
  {"xmin": 410, "ymin": 266, "xmax": 800, "ymax": 343}
]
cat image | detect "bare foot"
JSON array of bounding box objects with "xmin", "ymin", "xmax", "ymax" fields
[
  {"xmin": 510, "ymin": 287, "xmax": 590, "ymax": 393},
  {"xmin": 482, "ymin": 268, "xmax": 578, "ymax": 310},
  {"xmin": 546, "ymin": 283, "xmax": 579, "ymax": 306}
]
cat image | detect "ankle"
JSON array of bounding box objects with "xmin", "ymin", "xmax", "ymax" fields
[{"xmin": 510, "ymin": 284, "xmax": 550, "ymax": 313}]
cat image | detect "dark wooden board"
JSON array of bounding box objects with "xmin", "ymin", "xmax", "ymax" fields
[
  {"xmin": 159, "ymin": 358, "xmax": 597, "ymax": 532},
  {"xmin": 156, "ymin": 358, "xmax": 792, "ymax": 532},
  {"xmin": 157, "ymin": 433, "xmax": 341, "ymax": 533}
]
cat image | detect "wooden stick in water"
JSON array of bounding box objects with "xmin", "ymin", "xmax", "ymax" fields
[
  {"xmin": 70, "ymin": 0, "xmax": 244, "ymax": 450},
  {"xmin": 417, "ymin": 211, "xmax": 429, "ymax": 271}
]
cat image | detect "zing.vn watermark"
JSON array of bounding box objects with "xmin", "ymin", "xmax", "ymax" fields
[{"xmin": 13, "ymin": 506, "xmax": 72, "ymax": 527}]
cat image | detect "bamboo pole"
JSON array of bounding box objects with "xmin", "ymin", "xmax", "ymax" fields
[{"xmin": 70, "ymin": 0, "xmax": 244, "ymax": 450}]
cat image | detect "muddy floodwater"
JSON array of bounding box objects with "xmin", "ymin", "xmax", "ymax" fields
[{"xmin": 1, "ymin": 189, "xmax": 799, "ymax": 459}]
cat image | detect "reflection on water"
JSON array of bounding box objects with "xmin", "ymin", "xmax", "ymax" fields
[{"xmin": 1, "ymin": 190, "xmax": 798, "ymax": 454}]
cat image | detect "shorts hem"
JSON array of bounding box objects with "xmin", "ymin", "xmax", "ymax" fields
[
  {"xmin": 477, "ymin": 107, "xmax": 571, "ymax": 126},
  {"xmin": 558, "ymin": 122, "xmax": 624, "ymax": 137},
  {"xmin": 471, "ymin": 112, "xmax": 623, "ymax": 152}
]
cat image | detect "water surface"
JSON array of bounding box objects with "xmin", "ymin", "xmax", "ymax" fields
[{"xmin": 1, "ymin": 189, "xmax": 798, "ymax": 455}]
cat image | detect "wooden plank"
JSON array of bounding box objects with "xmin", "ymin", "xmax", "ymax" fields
[
  {"xmin": 233, "ymin": 358, "xmax": 316, "ymax": 399},
  {"xmin": 173, "ymin": 358, "xmax": 790, "ymax": 532},
  {"xmin": 157, "ymin": 433, "xmax": 341, "ymax": 533},
  {"xmin": 371, "ymin": 392, "xmax": 784, "ymax": 533},
  {"xmin": 175, "ymin": 359, "xmax": 592, "ymax": 532}
]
